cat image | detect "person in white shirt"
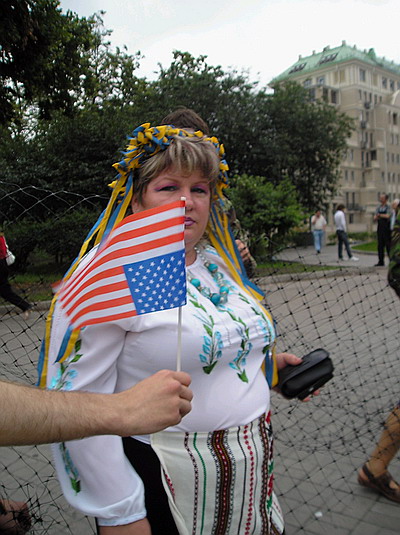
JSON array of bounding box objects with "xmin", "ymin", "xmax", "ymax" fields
[
  {"xmin": 42, "ymin": 123, "xmax": 315, "ymax": 535},
  {"xmin": 333, "ymin": 204, "xmax": 359, "ymax": 261},
  {"xmin": 310, "ymin": 209, "xmax": 327, "ymax": 254}
]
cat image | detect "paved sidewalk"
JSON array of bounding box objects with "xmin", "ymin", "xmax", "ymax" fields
[{"xmin": 1, "ymin": 245, "xmax": 399, "ymax": 534}]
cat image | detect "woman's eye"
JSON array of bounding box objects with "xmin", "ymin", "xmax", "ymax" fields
[
  {"xmin": 192, "ymin": 187, "xmax": 209, "ymax": 194},
  {"xmin": 158, "ymin": 185, "xmax": 177, "ymax": 191}
]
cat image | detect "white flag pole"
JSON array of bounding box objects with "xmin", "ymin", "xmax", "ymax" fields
[{"xmin": 176, "ymin": 196, "xmax": 186, "ymax": 372}]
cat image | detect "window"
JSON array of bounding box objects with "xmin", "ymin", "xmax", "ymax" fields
[
  {"xmin": 360, "ymin": 69, "xmax": 366, "ymax": 82},
  {"xmin": 317, "ymin": 76, "xmax": 325, "ymax": 86},
  {"xmin": 309, "ymin": 88, "xmax": 316, "ymax": 100},
  {"xmin": 374, "ymin": 94, "xmax": 378, "ymax": 104},
  {"xmin": 351, "ymin": 171, "xmax": 355, "ymax": 182},
  {"xmin": 289, "ymin": 63, "xmax": 306, "ymax": 74},
  {"xmin": 303, "ymin": 78, "xmax": 312, "ymax": 88},
  {"xmin": 319, "ymin": 53, "xmax": 338, "ymax": 64},
  {"xmin": 331, "ymin": 90, "xmax": 338, "ymax": 104},
  {"xmin": 393, "ymin": 113, "xmax": 398, "ymax": 125},
  {"xmin": 390, "ymin": 80, "xmax": 395, "ymax": 91},
  {"xmin": 344, "ymin": 170, "xmax": 348, "ymax": 181},
  {"xmin": 371, "ymin": 150, "xmax": 377, "ymax": 161},
  {"xmin": 382, "ymin": 77, "xmax": 387, "ymax": 89}
]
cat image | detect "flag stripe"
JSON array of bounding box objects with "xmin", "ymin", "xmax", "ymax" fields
[
  {"xmin": 60, "ymin": 231, "xmax": 183, "ymax": 306},
  {"xmin": 63, "ymin": 279, "xmax": 128, "ymax": 314},
  {"xmin": 69, "ymin": 294, "xmax": 133, "ymax": 326}
]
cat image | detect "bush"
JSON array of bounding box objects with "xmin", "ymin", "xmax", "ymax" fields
[{"xmin": 228, "ymin": 175, "xmax": 304, "ymax": 260}]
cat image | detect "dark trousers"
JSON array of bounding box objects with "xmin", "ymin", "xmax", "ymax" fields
[
  {"xmin": 0, "ymin": 260, "xmax": 30, "ymax": 312},
  {"xmin": 96, "ymin": 437, "xmax": 178, "ymax": 535},
  {"xmin": 336, "ymin": 230, "xmax": 352, "ymax": 259},
  {"xmin": 377, "ymin": 228, "xmax": 391, "ymax": 264}
]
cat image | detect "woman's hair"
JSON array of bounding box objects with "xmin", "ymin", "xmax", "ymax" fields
[{"xmin": 133, "ymin": 135, "xmax": 220, "ymax": 203}]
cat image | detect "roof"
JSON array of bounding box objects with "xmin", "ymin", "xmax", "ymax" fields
[{"xmin": 271, "ymin": 42, "xmax": 400, "ymax": 84}]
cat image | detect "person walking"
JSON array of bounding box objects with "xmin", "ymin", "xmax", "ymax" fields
[
  {"xmin": 311, "ymin": 209, "xmax": 327, "ymax": 254},
  {"xmin": 0, "ymin": 231, "xmax": 32, "ymax": 319},
  {"xmin": 333, "ymin": 205, "xmax": 359, "ymax": 261},
  {"xmin": 374, "ymin": 193, "xmax": 391, "ymax": 266}
]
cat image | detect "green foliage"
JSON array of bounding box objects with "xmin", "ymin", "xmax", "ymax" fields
[
  {"xmin": 37, "ymin": 208, "xmax": 98, "ymax": 264},
  {"xmin": 0, "ymin": 0, "xmax": 95, "ymax": 125},
  {"xmin": 228, "ymin": 175, "xmax": 304, "ymax": 259}
]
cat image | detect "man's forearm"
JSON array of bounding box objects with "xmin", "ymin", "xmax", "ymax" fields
[{"xmin": 0, "ymin": 381, "xmax": 117, "ymax": 446}]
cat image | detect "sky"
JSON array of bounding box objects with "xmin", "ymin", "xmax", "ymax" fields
[{"xmin": 59, "ymin": 0, "xmax": 400, "ymax": 88}]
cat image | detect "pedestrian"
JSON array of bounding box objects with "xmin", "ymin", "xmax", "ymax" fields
[
  {"xmin": 0, "ymin": 230, "xmax": 32, "ymax": 319},
  {"xmin": 374, "ymin": 193, "xmax": 391, "ymax": 266},
  {"xmin": 311, "ymin": 209, "xmax": 327, "ymax": 254},
  {"xmin": 333, "ymin": 204, "xmax": 359, "ymax": 261}
]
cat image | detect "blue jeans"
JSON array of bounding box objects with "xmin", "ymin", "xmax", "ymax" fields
[
  {"xmin": 313, "ymin": 229, "xmax": 324, "ymax": 252},
  {"xmin": 336, "ymin": 230, "xmax": 352, "ymax": 259}
]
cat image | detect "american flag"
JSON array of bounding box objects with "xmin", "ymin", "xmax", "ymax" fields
[{"xmin": 58, "ymin": 200, "xmax": 187, "ymax": 329}]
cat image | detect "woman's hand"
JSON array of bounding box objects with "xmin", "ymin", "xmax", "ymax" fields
[
  {"xmin": 98, "ymin": 518, "xmax": 151, "ymax": 534},
  {"xmin": 274, "ymin": 352, "xmax": 320, "ymax": 401}
]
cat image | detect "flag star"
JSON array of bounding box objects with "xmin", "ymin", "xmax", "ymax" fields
[
  {"xmin": 165, "ymin": 281, "xmax": 170, "ymax": 286},
  {"xmin": 156, "ymin": 283, "xmax": 160, "ymax": 288},
  {"xmin": 142, "ymin": 292, "xmax": 147, "ymax": 297},
  {"xmin": 149, "ymin": 279, "xmax": 154, "ymax": 284},
  {"xmin": 139, "ymin": 265, "xmax": 144, "ymax": 270},
  {"xmin": 144, "ymin": 303, "xmax": 149, "ymax": 307},
  {"xmin": 148, "ymin": 297, "xmax": 153, "ymax": 302},
  {"xmin": 161, "ymin": 259, "xmax": 165, "ymax": 264},
  {"xmin": 145, "ymin": 286, "xmax": 150, "ymax": 291},
  {"xmin": 150, "ymin": 262, "xmax": 155, "ymax": 267},
  {"xmin": 173, "ymin": 267, "xmax": 178, "ymax": 273},
  {"xmin": 156, "ymin": 266, "xmax": 161, "ymax": 271},
  {"xmin": 138, "ymin": 299, "xmax": 143, "ymax": 303},
  {"xmin": 128, "ymin": 267, "xmax": 133, "ymax": 272},
  {"xmin": 146, "ymin": 269, "xmax": 151, "ymax": 274},
  {"xmin": 177, "ymin": 260, "xmax": 182, "ymax": 265},
  {"xmin": 131, "ymin": 278, "xmax": 137, "ymax": 283},
  {"xmin": 159, "ymin": 277, "xmax": 164, "ymax": 282},
  {"xmin": 134, "ymin": 288, "xmax": 140, "ymax": 293},
  {"xmin": 171, "ymin": 286, "xmax": 176, "ymax": 291},
  {"xmin": 152, "ymin": 290, "xmax": 157, "ymax": 295}
]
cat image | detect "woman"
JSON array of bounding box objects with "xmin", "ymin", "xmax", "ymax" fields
[
  {"xmin": 310, "ymin": 210, "xmax": 326, "ymax": 254},
  {"xmin": 41, "ymin": 124, "xmax": 305, "ymax": 535},
  {"xmin": 0, "ymin": 231, "xmax": 32, "ymax": 319}
]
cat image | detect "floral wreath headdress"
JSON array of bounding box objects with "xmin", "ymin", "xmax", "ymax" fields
[{"xmin": 38, "ymin": 124, "xmax": 276, "ymax": 387}]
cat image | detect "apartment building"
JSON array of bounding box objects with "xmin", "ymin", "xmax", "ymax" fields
[{"xmin": 271, "ymin": 41, "xmax": 400, "ymax": 231}]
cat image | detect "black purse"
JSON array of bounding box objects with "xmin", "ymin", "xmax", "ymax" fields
[{"xmin": 276, "ymin": 348, "xmax": 334, "ymax": 400}]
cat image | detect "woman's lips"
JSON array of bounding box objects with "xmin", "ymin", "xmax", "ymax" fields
[{"xmin": 185, "ymin": 217, "xmax": 195, "ymax": 227}]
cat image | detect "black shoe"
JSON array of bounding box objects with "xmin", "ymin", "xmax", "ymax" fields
[{"xmin": 375, "ymin": 263, "xmax": 384, "ymax": 267}]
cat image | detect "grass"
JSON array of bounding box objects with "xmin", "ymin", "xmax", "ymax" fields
[
  {"xmin": 352, "ymin": 240, "xmax": 377, "ymax": 252},
  {"xmin": 255, "ymin": 260, "xmax": 336, "ymax": 276}
]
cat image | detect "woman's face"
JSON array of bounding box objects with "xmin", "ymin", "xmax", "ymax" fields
[{"xmin": 132, "ymin": 167, "xmax": 211, "ymax": 264}]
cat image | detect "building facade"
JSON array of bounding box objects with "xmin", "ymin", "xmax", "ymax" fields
[{"xmin": 272, "ymin": 41, "xmax": 400, "ymax": 231}]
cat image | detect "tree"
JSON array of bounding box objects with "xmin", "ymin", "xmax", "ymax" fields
[
  {"xmin": 257, "ymin": 82, "xmax": 354, "ymax": 211},
  {"xmin": 228, "ymin": 175, "xmax": 304, "ymax": 259},
  {"xmin": 0, "ymin": 0, "xmax": 95, "ymax": 125}
]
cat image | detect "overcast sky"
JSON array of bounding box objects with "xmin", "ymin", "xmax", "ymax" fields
[{"xmin": 59, "ymin": 0, "xmax": 400, "ymax": 88}]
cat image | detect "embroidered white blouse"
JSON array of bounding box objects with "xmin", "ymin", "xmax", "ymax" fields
[{"xmin": 47, "ymin": 246, "xmax": 275, "ymax": 526}]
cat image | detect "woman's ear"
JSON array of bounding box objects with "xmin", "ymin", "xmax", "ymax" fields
[{"xmin": 131, "ymin": 196, "xmax": 140, "ymax": 213}]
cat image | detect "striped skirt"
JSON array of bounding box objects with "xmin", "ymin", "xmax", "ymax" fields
[{"xmin": 151, "ymin": 412, "xmax": 284, "ymax": 535}]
